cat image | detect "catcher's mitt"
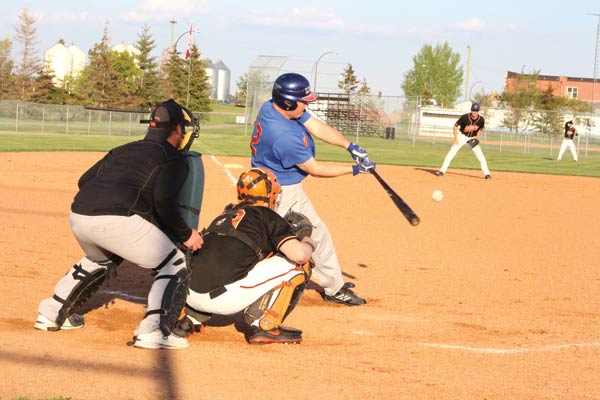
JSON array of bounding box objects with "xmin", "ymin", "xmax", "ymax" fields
[
  {"xmin": 284, "ymin": 210, "xmax": 314, "ymax": 240},
  {"xmin": 467, "ymin": 138, "xmax": 480, "ymax": 148}
]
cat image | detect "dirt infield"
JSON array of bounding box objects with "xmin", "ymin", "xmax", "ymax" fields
[{"xmin": 1, "ymin": 152, "xmax": 599, "ymax": 400}]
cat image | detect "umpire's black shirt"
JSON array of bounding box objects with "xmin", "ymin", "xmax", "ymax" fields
[{"xmin": 71, "ymin": 137, "xmax": 191, "ymax": 243}]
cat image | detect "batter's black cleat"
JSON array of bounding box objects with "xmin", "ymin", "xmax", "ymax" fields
[
  {"xmin": 324, "ymin": 283, "xmax": 367, "ymax": 306},
  {"xmin": 435, "ymin": 171, "xmax": 444, "ymax": 177},
  {"xmin": 485, "ymin": 174, "xmax": 492, "ymax": 179},
  {"xmin": 247, "ymin": 326, "xmax": 302, "ymax": 345}
]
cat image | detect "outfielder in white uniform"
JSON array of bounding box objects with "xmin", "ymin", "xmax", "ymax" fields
[
  {"xmin": 436, "ymin": 102, "xmax": 491, "ymax": 179},
  {"xmin": 250, "ymin": 72, "xmax": 375, "ymax": 306},
  {"xmin": 557, "ymin": 119, "xmax": 578, "ymax": 161}
]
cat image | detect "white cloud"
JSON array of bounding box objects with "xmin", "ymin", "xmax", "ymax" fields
[
  {"xmin": 120, "ymin": 0, "xmax": 212, "ymax": 23},
  {"xmin": 454, "ymin": 18, "xmax": 487, "ymax": 31}
]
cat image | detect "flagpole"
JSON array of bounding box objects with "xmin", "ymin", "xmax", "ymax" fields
[{"xmin": 184, "ymin": 25, "xmax": 193, "ymax": 107}]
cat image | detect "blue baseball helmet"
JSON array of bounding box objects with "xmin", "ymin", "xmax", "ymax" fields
[
  {"xmin": 471, "ymin": 102, "xmax": 481, "ymax": 111},
  {"xmin": 272, "ymin": 73, "xmax": 318, "ymax": 111}
]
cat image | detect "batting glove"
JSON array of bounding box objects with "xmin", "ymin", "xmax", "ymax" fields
[
  {"xmin": 347, "ymin": 142, "xmax": 368, "ymax": 162},
  {"xmin": 352, "ymin": 158, "xmax": 376, "ymax": 175}
]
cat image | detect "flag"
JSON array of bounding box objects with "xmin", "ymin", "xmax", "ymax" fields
[{"xmin": 185, "ymin": 25, "xmax": 193, "ymax": 60}]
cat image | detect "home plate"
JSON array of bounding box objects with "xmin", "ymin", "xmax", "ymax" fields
[{"xmin": 224, "ymin": 163, "xmax": 244, "ymax": 169}]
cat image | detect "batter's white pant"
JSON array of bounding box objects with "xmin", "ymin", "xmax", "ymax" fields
[
  {"xmin": 38, "ymin": 213, "xmax": 187, "ymax": 335},
  {"xmin": 274, "ymin": 182, "xmax": 343, "ymax": 296},
  {"xmin": 557, "ymin": 139, "xmax": 578, "ymax": 161},
  {"xmin": 186, "ymin": 254, "xmax": 305, "ymax": 315},
  {"xmin": 440, "ymin": 134, "xmax": 491, "ymax": 176}
]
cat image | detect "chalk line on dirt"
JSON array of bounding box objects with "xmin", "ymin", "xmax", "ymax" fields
[
  {"xmin": 422, "ymin": 342, "xmax": 600, "ymax": 354},
  {"xmin": 210, "ymin": 155, "xmax": 238, "ymax": 185}
]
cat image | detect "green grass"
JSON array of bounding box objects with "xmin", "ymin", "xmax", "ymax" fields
[{"xmin": 1, "ymin": 129, "xmax": 599, "ymax": 177}]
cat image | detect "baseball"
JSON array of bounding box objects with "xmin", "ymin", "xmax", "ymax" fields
[{"xmin": 432, "ymin": 189, "xmax": 444, "ymax": 202}]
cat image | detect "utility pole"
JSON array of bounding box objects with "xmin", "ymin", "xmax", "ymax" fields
[
  {"xmin": 169, "ymin": 20, "xmax": 177, "ymax": 52},
  {"xmin": 464, "ymin": 45, "xmax": 471, "ymax": 99},
  {"xmin": 590, "ymin": 14, "xmax": 600, "ymax": 112}
]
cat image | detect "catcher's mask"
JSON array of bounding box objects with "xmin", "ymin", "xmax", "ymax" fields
[{"xmin": 237, "ymin": 167, "xmax": 281, "ymax": 209}]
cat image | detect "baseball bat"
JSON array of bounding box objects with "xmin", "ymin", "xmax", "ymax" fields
[{"xmin": 370, "ymin": 169, "xmax": 420, "ymax": 226}]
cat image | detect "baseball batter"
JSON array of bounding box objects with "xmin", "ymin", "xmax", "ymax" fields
[
  {"xmin": 184, "ymin": 167, "xmax": 317, "ymax": 344},
  {"xmin": 436, "ymin": 102, "xmax": 492, "ymax": 179},
  {"xmin": 34, "ymin": 99, "xmax": 204, "ymax": 350},
  {"xmin": 250, "ymin": 72, "xmax": 375, "ymax": 306},
  {"xmin": 557, "ymin": 118, "xmax": 578, "ymax": 161}
]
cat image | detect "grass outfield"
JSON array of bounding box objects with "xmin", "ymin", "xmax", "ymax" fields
[{"xmin": 1, "ymin": 129, "xmax": 598, "ymax": 178}]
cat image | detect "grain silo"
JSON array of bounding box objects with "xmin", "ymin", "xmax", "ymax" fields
[
  {"xmin": 44, "ymin": 41, "xmax": 72, "ymax": 85},
  {"xmin": 213, "ymin": 59, "xmax": 231, "ymax": 101},
  {"xmin": 67, "ymin": 45, "xmax": 87, "ymax": 78},
  {"xmin": 205, "ymin": 60, "xmax": 219, "ymax": 100}
]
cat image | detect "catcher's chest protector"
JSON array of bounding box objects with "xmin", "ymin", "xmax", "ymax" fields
[{"xmin": 178, "ymin": 151, "xmax": 205, "ymax": 230}]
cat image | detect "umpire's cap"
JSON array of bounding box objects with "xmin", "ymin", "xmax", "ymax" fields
[
  {"xmin": 471, "ymin": 102, "xmax": 481, "ymax": 112},
  {"xmin": 149, "ymin": 99, "xmax": 189, "ymax": 131}
]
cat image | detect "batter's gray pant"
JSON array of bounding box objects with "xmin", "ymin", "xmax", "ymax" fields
[{"xmin": 275, "ymin": 182, "xmax": 343, "ymax": 296}]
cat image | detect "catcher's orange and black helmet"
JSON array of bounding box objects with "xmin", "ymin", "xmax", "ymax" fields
[{"xmin": 237, "ymin": 167, "xmax": 281, "ymax": 209}]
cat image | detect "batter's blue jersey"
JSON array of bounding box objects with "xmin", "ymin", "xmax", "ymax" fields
[{"xmin": 250, "ymin": 100, "xmax": 316, "ymax": 185}]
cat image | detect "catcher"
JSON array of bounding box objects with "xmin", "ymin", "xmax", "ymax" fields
[
  {"xmin": 181, "ymin": 167, "xmax": 317, "ymax": 344},
  {"xmin": 435, "ymin": 102, "xmax": 492, "ymax": 179}
]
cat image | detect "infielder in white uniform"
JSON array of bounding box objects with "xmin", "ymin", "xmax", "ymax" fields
[
  {"xmin": 436, "ymin": 102, "xmax": 492, "ymax": 179},
  {"xmin": 557, "ymin": 119, "xmax": 578, "ymax": 161}
]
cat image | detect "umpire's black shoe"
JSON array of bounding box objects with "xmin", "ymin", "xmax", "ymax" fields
[
  {"xmin": 324, "ymin": 284, "xmax": 367, "ymax": 306},
  {"xmin": 485, "ymin": 174, "xmax": 492, "ymax": 179},
  {"xmin": 435, "ymin": 171, "xmax": 444, "ymax": 177},
  {"xmin": 247, "ymin": 326, "xmax": 302, "ymax": 345}
]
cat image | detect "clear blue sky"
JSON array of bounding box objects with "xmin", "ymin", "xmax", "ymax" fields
[{"xmin": 2, "ymin": 0, "xmax": 599, "ymax": 98}]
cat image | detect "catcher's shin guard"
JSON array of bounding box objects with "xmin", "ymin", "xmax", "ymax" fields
[
  {"xmin": 245, "ymin": 262, "xmax": 311, "ymax": 331},
  {"xmin": 145, "ymin": 267, "xmax": 190, "ymax": 337},
  {"xmin": 54, "ymin": 258, "xmax": 121, "ymax": 326}
]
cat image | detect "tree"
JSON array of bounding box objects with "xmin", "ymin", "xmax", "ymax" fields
[
  {"xmin": 0, "ymin": 37, "xmax": 15, "ymax": 99},
  {"xmin": 498, "ymin": 70, "xmax": 542, "ymax": 133},
  {"xmin": 183, "ymin": 43, "xmax": 211, "ymax": 113},
  {"xmin": 401, "ymin": 42, "xmax": 463, "ymax": 107},
  {"xmin": 109, "ymin": 50, "xmax": 141, "ymax": 108},
  {"xmin": 14, "ymin": 8, "xmax": 42, "ymax": 100},
  {"xmin": 357, "ymin": 78, "xmax": 371, "ymax": 95},
  {"xmin": 338, "ymin": 64, "xmax": 359, "ymax": 94},
  {"xmin": 235, "ymin": 73, "xmax": 247, "ymax": 105},
  {"xmin": 134, "ymin": 25, "xmax": 161, "ymax": 108},
  {"xmin": 31, "ymin": 61, "xmax": 69, "ymax": 104}
]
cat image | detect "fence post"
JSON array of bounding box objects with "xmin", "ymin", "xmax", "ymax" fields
[
  {"xmin": 499, "ymin": 132, "xmax": 503, "ymax": 152},
  {"xmin": 66, "ymin": 105, "xmax": 70, "ymax": 134},
  {"xmin": 15, "ymin": 102, "xmax": 19, "ymax": 132},
  {"xmin": 109, "ymin": 111, "xmax": 112, "ymax": 136},
  {"xmin": 88, "ymin": 110, "xmax": 91, "ymax": 134},
  {"xmin": 42, "ymin": 105, "xmax": 45, "ymax": 133},
  {"xmin": 128, "ymin": 112, "xmax": 132, "ymax": 136}
]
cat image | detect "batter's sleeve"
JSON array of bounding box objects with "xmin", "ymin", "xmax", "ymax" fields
[{"xmin": 273, "ymin": 133, "xmax": 313, "ymax": 169}]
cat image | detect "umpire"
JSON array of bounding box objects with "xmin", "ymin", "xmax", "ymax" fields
[{"xmin": 35, "ymin": 99, "xmax": 203, "ymax": 350}]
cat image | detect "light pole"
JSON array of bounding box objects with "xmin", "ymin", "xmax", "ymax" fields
[
  {"xmin": 469, "ymin": 81, "xmax": 484, "ymax": 99},
  {"xmin": 590, "ymin": 14, "xmax": 600, "ymax": 112},
  {"xmin": 313, "ymin": 51, "xmax": 336, "ymax": 93}
]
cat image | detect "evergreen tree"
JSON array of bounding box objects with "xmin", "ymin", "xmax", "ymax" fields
[
  {"xmin": 134, "ymin": 25, "xmax": 161, "ymax": 108},
  {"xmin": 31, "ymin": 61, "xmax": 68, "ymax": 104},
  {"xmin": 0, "ymin": 37, "xmax": 15, "ymax": 99},
  {"xmin": 14, "ymin": 8, "xmax": 42, "ymax": 100},
  {"xmin": 109, "ymin": 50, "xmax": 141, "ymax": 108},
  {"xmin": 184, "ymin": 43, "xmax": 211, "ymax": 113},
  {"xmin": 338, "ymin": 64, "xmax": 359, "ymax": 95},
  {"xmin": 357, "ymin": 78, "xmax": 371, "ymax": 95}
]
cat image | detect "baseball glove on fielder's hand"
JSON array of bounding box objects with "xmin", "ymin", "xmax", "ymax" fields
[
  {"xmin": 284, "ymin": 210, "xmax": 314, "ymax": 240},
  {"xmin": 467, "ymin": 138, "xmax": 480, "ymax": 148}
]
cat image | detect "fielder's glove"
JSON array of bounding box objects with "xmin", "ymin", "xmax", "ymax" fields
[
  {"xmin": 284, "ymin": 210, "xmax": 314, "ymax": 240},
  {"xmin": 467, "ymin": 138, "xmax": 480, "ymax": 148},
  {"xmin": 347, "ymin": 142, "xmax": 368, "ymax": 162}
]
